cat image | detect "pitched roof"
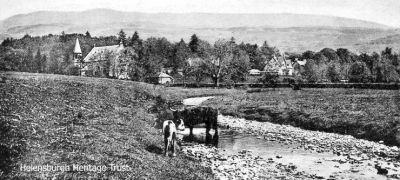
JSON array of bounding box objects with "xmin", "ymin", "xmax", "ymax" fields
[
  {"xmin": 83, "ymin": 44, "xmax": 124, "ymax": 62},
  {"xmin": 158, "ymin": 72, "xmax": 173, "ymax": 78},
  {"xmin": 74, "ymin": 38, "xmax": 82, "ymax": 54},
  {"xmin": 296, "ymin": 59, "xmax": 307, "ymax": 66}
]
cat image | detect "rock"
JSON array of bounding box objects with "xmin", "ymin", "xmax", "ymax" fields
[
  {"xmin": 219, "ymin": 156, "xmax": 228, "ymax": 161},
  {"xmin": 276, "ymin": 155, "xmax": 282, "ymax": 159},
  {"xmin": 375, "ymin": 164, "xmax": 389, "ymax": 175}
]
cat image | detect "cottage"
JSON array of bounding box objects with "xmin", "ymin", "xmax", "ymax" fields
[
  {"xmin": 157, "ymin": 72, "xmax": 174, "ymax": 84},
  {"xmin": 249, "ymin": 69, "xmax": 261, "ymax": 76}
]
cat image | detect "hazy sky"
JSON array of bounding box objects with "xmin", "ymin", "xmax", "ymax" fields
[{"xmin": 1, "ymin": 0, "xmax": 399, "ymax": 27}]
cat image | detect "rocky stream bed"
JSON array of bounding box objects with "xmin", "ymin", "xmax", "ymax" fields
[{"xmin": 180, "ymin": 97, "xmax": 400, "ymax": 180}]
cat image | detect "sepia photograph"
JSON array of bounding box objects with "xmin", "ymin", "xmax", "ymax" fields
[{"xmin": 0, "ymin": 0, "xmax": 400, "ymax": 179}]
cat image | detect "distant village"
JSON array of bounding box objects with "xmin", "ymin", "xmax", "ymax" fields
[
  {"xmin": 1, "ymin": 30, "xmax": 399, "ymax": 85},
  {"xmin": 72, "ymin": 37, "xmax": 309, "ymax": 85}
]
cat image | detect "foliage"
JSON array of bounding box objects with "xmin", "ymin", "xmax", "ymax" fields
[
  {"xmin": 259, "ymin": 72, "xmax": 279, "ymax": 87},
  {"xmin": 326, "ymin": 63, "xmax": 340, "ymax": 82},
  {"xmin": 203, "ymin": 39, "xmax": 234, "ymax": 87},
  {"xmin": 1, "ymin": 30, "xmax": 400, "ymax": 84},
  {"xmin": 188, "ymin": 34, "xmax": 200, "ymax": 54},
  {"xmin": 348, "ymin": 61, "xmax": 372, "ymax": 83},
  {"xmin": 301, "ymin": 59, "xmax": 319, "ymax": 83},
  {"xmin": 118, "ymin": 29, "xmax": 127, "ymax": 46}
]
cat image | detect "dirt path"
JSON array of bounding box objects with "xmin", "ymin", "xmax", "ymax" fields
[{"xmin": 181, "ymin": 97, "xmax": 400, "ymax": 179}]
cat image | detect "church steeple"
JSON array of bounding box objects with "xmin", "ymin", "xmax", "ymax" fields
[{"xmin": 73, "ymin": 38, "xmax": 82, "ymax": 66}]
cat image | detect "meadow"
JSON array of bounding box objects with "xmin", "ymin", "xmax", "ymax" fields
[
  {"xmin": 1, "ymin": 72, "xmax": 399, "ymax": 179},
  {"xmin": 202, "ymin": 88, "xmax": 400, "ymax": 146},
  {"xmin": 0, "ymin": 72, "xmax": 214, "ymax": 179}
]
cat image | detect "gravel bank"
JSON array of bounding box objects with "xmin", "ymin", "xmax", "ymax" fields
[{"xmin": 182, "ymin": 115, "xmax": 400, "ymax": 179}]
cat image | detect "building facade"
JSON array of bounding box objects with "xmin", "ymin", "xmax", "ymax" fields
[{"xmin": 74, "ymin": 39, "xmax": 135, "ymax": 79}]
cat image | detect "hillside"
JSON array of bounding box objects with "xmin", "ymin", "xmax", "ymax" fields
[
  {"xmin": 1, "ymin": 9, "xmax": 400, "ymax": 53},
  {"xmin": 0, "ymin": 72, "xmax": 217, "ymax": 179}
]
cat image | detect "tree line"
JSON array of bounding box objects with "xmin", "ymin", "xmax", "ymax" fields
[{"xmin": 1, "ymin": 30, "xmax": 399, "ymax": 85}]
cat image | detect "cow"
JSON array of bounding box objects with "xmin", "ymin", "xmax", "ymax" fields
[
  {"xmin": 171, "ymin": 106, "xmax": 218, "ymax": 138},
  {"xmin": 162, "ymin": 119, "xmax": 185, "ymax": 157}
]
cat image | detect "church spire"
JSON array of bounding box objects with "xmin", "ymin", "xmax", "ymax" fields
[
  {"xmin": 74, "ymin": 38, "xmax": 82, "ymax": 54},
  {"xmin": 73, "ymin": 38, "xmax": 82, "ymax": 67}
]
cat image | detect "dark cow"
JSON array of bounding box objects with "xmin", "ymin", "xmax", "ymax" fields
[
  {"xmin": 162, "ymin": 119, "xmax": 185, "ymax": 157},
  {"xmin": 172, "ymin": 106, "xmax": 218, "ymax": 137}
]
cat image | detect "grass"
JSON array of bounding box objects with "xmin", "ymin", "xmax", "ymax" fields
[
  {"xmin": 202, "ymin": 88, "xmax": 400, "ymax": 146},
  {"xmin": 3, "ymin": 71, "xmax": 398, "ymax": 179},
  {"xmin": 0, "ymin": 72, "xmax": 214, "ymax": 179}
]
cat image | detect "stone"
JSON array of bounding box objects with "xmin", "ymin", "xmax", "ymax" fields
[{"xmin": 375, "ymin": 164, "xmax": 389, "ymax": 175}]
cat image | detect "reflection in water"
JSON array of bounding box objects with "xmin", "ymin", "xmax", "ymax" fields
[
  {"xmin": 178, "ymin": 128, "xmax": 219, "ymax": 146},
  {"xmin": 179, "ymin": 128, "xmax": 386, "ymax": 180}
]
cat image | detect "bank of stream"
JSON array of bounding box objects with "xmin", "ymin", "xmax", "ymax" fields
[{"xmin": 180, "ymin": 97, "xmax": 400, "ymax": 179}]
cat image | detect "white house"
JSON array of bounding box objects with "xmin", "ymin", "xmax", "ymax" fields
[
  {"xmin": 264, "ymin": 54, "xmax": 294, "ymax": 76},
  {"xmin": 157, "ymin": 72, "xmax": 174, "ymax": 84},
  {"xmin": 249, "ymin": 69, "xmax": 261, "ymax": 76}
]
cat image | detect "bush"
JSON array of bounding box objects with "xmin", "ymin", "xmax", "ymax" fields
[
  {"xmin": 349, "ymin": 62, "xmax": 371, "ymax": 83},
  {"xmin": 258, "ymin": 73, "xmax": 278, "ymax": 87}
]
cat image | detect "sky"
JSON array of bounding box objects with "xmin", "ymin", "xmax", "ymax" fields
[{"xmin": 1, "ymin": 0, "xmax": 399, "ymax": 27}]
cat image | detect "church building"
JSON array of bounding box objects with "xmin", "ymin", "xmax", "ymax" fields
[{"xmin": 73, "ymin": 38, "xmax": 135, "ymax": 79}]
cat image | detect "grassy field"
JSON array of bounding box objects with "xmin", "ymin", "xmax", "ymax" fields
[
  {"xmin": 2, "ymin": 72, "xmax": 399, "ymax": 179},
  {"xmin": 202, "ymin": 88, "xmax": 400, "ymax": 146},
  {"xmin": 0, "ymin": 72, "xmax": 216, "ymax": 179}
]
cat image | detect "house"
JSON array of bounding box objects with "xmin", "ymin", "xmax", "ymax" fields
[
  {"xmin": 263, "ymin": 54, "xmax": 294, "ymax": 76},
  {"xmin": 157, "ymin": 72, "xmax": 174, "ymax": 84},
  {"xmin": 75, "ymin": 39, "xmax": 134, "ymax": 79},
  {"xmin": 249, "ymin": 69, "xmax": 261, "ymax": 76}
]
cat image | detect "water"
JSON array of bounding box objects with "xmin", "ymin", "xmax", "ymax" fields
[
  {"xmin": 180, "ymin": 97, "xmax": 387, "ymax": 179},
  {"xmin": 179, "ymin": 127, "xmax": 386, "ymax": 180}
]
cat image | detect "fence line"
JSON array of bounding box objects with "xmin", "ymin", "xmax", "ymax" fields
[{"xmin": 171, "ymin": 83, "xmax": 400, "ymax": 89}]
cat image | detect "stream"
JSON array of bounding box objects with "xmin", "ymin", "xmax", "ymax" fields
[{"xmin": 179, "ymin": 97, "xmax": 399, "ymax": 179}]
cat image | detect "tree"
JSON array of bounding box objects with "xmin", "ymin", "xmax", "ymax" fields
[
  {"xmin": 41, "ymin": 55, "xmax": 47, "ymax": 73},
  {"xmin": 301, "ymin": 50, "xmax": 315, "ymax": 60},
  {"xmin": 186, "ymin": 62, "xmax": 207, "ymax": 86},
  {"xmin": 260, "ymin": 41, "xmax": 278, "ymax": 62},
  {"xmin": 60, "ymin": 31, "xmax": 67, "ymax": 42},
  {"xmin": 118, "ymin": 29, "xmax": 127, "ymax": 46},
  {"xmin": 34, "ymin": 49, "xmax": 41, "ymax": 73},
  {"xmin": 85, "ymin": 31, "xmax": 91, "ymax": 38},
  {"xmin": 348, "ymin": 61, "xmax": 372, "ymax": 83},
  {"xmin": 172, "ymin": 39, "xmax": 190, "ymax": 74},
  {"xmin": 189, "ymin": 34, "xmax": 200, "ymax": 54},
  {"xmin": 326, "ymin": 63, "xmax": 340, "ymax": 82},
  {"xmin": 301, "ymin": 59, "xmax": 319, "ymax": 83},
  {"xmin": 229, "ymin": 48, "xmax": 250, "ymax": 83},
  {"xmin": 238, "ymin": 43, "xmax": 264, "ymax": 70},
  {"xmin": 129, "ymin": 31, "xmax": 142, "ymax": 48},
  {"xmin": 203, "ymin": 39, "xmax": 235, "ymax": 87},
  {"xmin": 259, "ymin": 72, "xmax": 279, "ymax": 88},
  {"xmin": 336, "ymin": 48, "xmax": 351, "ymax": 64},
  {"xmin": 23, "ymin": 48, "xmax": 34, "ymax": 72},
  {"xmin": 320, "ymin": 48, "xmax": 339, "ymax": 62}
]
